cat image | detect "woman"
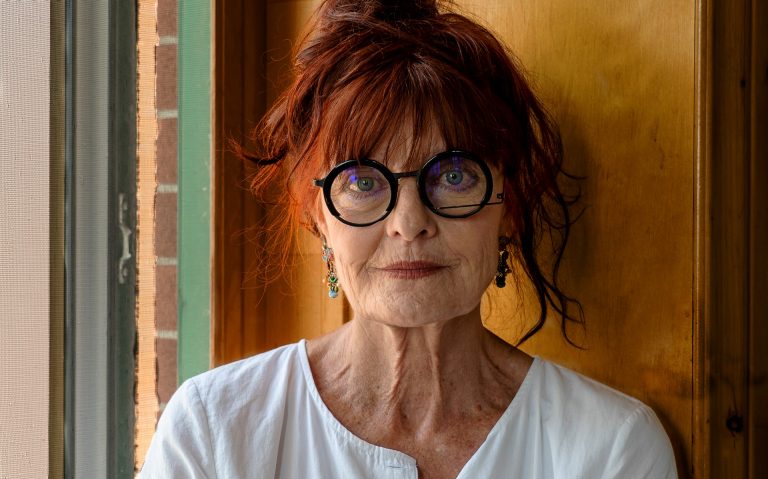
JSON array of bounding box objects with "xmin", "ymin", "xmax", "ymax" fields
[{"xmin": 141, "ymin": 0, "xmax": 677, "ymax": 477}]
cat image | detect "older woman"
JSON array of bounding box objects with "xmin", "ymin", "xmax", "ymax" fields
[{"xmin": 140, "ymin": 0, "xmax": 677, "ymax": 477}]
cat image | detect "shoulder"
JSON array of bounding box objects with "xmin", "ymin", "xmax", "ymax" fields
[
  {"xmin": 189, "ymin": 341, "xmax": 302, "ymax": 406},
  {"xmin": 533, "ymin": 358, "xmax": 646, "ymax": 423},
  {"xmin": 527, "ymin": 358, "xmax": 678, "ymax": 477},
  {"xmin": 184, "ymin": 341, "xmax": 308, "ymax": 437},
  {"xmin": 140, "ymin": 342, "xmax": 306, "ymax": 477}
]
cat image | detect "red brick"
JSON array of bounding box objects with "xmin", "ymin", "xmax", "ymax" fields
[
  {"xmin": 156, "ymin": 337, "xmax": 178, "ymax": 404},
  {"xmin": 155, "ymin": 192, "xmax": 177, "ymax": 257},
  {"xmin": 157, "ymin": 0, "xmax": 177, "ymax": 37},
  {"xmin": 156, "ymin": 44, "xmax": 177, "ymax": 111},
  {"xmin": 157, "ymin": 118, "xmax": 178, "ymax": 184},
  {"xmin": 156, "ymin": 265, "xmax": 178, "ymax": 331}
]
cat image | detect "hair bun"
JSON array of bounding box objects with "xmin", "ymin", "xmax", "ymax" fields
[{"xmin": 322, "ymin": 0, "xmax": 440, "ymax": 23}]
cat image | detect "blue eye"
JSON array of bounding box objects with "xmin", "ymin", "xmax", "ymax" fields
[{"xmin": 444, "ymin": 170, "xmax": 463, "ymax": 185}]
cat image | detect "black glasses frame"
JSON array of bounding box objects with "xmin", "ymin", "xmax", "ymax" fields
[{"xmin": 312, "ymin": 149, "xmax": 505, "ymax": 227}]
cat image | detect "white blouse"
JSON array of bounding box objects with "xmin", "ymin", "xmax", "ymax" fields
[{"xmin": 139, "ymin": 340, "xmax": 677, "ymax": 478}]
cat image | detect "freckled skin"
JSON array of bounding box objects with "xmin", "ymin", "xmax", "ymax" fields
[{"xmin": 309, "ymin": 132, "xmax": 533, "ymax": 478}]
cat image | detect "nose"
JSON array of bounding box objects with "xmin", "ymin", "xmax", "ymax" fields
[{"xmin": 385, "ymin": 178, "xmax": 437, "ymax": 241}]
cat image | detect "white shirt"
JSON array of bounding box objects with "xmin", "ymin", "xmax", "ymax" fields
[{"xmin": 140, "ymin": 340, "xmax": 677, "ymax": 478}]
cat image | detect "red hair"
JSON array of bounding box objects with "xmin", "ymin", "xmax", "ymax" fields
[{"xmin": 238, "ymin": 0, "xmax": 583, "ymax": 345}]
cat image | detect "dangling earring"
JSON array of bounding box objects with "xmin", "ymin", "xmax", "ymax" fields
[
  {"xmin": 321, "ymin": 239, "xmax": 340, "ymax": 299},
  {"xmin": 495, "ymin": 236, "xmax": 511, "ymax": 288}
]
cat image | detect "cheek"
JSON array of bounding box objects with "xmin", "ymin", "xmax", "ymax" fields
[
  {"xmin": 452, "ymin": 228, "xmax": 499, "ymax": 288},
  {"xmin": 325, "ymin": 224, "xmax": 380, "ymax": 287},
  {"xmin": 450, "ymin": 208, "xmax": 503, "ymax": 262}
]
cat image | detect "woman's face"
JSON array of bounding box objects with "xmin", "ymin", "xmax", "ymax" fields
[{"xmin": 314, "ymin": 133, "xmax": 506, "ymax": 328}]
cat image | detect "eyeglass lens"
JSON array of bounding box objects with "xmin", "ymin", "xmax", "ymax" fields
[
  {"xmin": 328, "ymin": 153, "xmax": 490, "ymax": 225},
  {"xmin": 331, "ymin": 165, "xmax": 391, "ymax": 225}
]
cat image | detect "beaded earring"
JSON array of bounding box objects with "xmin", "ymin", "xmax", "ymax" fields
[
  {"xmin": 321, "ymin": 239, "xmax": 340, "ymax": 299},
  {"xmin": 495, "ymin": 236, "xmax": 511, "ymax": 288}
]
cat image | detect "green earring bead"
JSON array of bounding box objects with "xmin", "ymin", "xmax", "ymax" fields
[{"xmin": 322, "ymin": 241, "xmax": 340, "ymax": 299}]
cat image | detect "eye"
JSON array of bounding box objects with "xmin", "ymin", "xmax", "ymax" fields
[
  {"xmin": 355, "ymin": 177, "xmax": 375, "ymax": 192},
  {"xmin": 444, "ymin": 170, "xmax": 463, "ymax": 185}
]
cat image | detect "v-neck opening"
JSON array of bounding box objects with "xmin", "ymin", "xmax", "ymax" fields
[
  {"xmin": 296, "ymin": 338, "xmax": 540, "ymax": 475},
  {"xmin": 297, "ymin": 338, "xmax": 417, "ymax": 468}
]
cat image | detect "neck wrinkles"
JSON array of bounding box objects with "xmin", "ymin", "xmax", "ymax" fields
[{"xmin": 331, "ymin": 308, "xmax": 520, "ymax": 432}]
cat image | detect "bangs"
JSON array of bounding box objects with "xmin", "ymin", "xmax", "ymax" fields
[{"xmin": 315, "ymin": 58, "xmax": 514, "ymax": 175}]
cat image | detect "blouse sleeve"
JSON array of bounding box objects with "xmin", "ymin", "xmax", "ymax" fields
[
  {"xmin": 138, "ymin": 379, "xmax": 217, "ymax": 479},
  {"xmin": 603, "ymin": 405, "xmax": 678, "ymax": 478}
]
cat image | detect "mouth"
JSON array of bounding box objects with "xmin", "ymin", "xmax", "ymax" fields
[{"xmin": 375, "ymin": 261, "xmax": 448, "ymax": 279}]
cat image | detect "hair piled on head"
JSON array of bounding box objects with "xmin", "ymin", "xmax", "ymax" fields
[
  {"xmin": 237, "ymin": 0, "xmax": 584, "ymax": 346},
  {"xmin": 320, "ymin": 0, "xmax": 439, "ymax": 22}
]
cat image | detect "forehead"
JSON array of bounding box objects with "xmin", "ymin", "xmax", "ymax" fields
[
  {"xmin": 368, "ymin": 120, "xmax": 448, "ymax": 171},
  {"xmin": 310, "ymin": 49, "xmax": 521, "ymax": 182},
  {"xmin": 317, "ymin": 73, "xmax": 472, "ymax": 170}
]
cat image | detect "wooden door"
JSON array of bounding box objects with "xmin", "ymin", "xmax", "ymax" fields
[
  {"xmin": 214, "ymin": 0, "xmax": 345, "ymax": 362},
  {"xmin": 473, "ymin": 0, "xmax": 697, "ymax": 472},
  {"xmin": 213, "ymin": 1, "xmax": 768, "ymax": 476}
]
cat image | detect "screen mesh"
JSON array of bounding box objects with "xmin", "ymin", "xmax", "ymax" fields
[{"xmin": 0, "ymin": 1, "xmax": 52, "ymax": 477}]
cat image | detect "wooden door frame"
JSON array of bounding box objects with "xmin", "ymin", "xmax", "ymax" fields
[
  {"xmin": 212, "ymin": 0, "xmax": 269, "ymax": 366},
  {"xmin": 695, "ymin": 0, "xmax": 768, "ymax": 476},
  {"xmin": 212, "ymin": 0, "xmax": 349, "ymax": 368}
]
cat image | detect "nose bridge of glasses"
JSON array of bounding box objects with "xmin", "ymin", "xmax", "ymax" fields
[
  {"xmin": 390, "ymin": 170, "xmax": 426, "ymax": 217},
  {"xmin": 391, "ymin": 169, "xmax": 420, "ymax": 181},
  {"xmin": 389, "ymin": 166, "xmax": 421, "ymax": 199},
  {"xmin": 390, "ymin": 169, "xmax": 421, "ymax": 204}
]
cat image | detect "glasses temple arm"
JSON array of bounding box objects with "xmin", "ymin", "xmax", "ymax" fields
[{"xmin": 435, "ymin": 193, "xmax": 505, "ymax": 210}]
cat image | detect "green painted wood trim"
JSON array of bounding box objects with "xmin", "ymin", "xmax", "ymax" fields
[{"xmin": 178, "ymin": 0, "xmax": 212, "ymax": 382}]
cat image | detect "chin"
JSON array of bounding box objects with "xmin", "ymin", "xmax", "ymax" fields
[
  {"xmin": 346, "ymin": 274, "xmax": 486, "ymax": 325},
  {"xmin": 358, "ymin": 294, "xmax": 480, "ymax": 328}
]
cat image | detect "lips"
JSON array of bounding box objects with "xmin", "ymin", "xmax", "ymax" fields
[{"xmin": 376, "ymin": 261, "xmax": 447, "ymax": 279}]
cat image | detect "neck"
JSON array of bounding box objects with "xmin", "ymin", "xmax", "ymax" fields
[
  {"xmin": 353, "ymin": 307, "xmax": 489, "ymax": 415},
  {"xmin": 309, "ymin": 307, "xmax": 526, "ymax": 435}
]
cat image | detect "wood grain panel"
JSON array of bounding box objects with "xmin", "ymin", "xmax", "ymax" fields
[
  {"xmin": 748, "ymin": 2, "xmax": 768, "ymax": 476},
  {"xmin": 705, "ymin": 0, "xmax": 766, "ymax": 476},
  {"xmin": 215, "ymin": 0, "xmax": 253, "ymax": 365},
  {"xmin": 460, "ymin": 1, "xmax": 695, "ymax": 474},
  {"xmin": 214, "ymin": 0, "xmax": 345, "ymax": 367},
  {"xmin": 215, "ymin": 0, "xmax": 245, "ymax": 364},
  {"xmin": 709, "ymin": 0, "xmax": 750, "ymax": 471},
  {"xmin": 261, "ymin": 0, "xmax": 346, "ymax": 351},
  {"xmin": 692, "ymin": 2, "xmax": 712, "ymax": 475},
  {"xmin": 240, "ymin": 0, "xmax": 269, "ymax": 364}
]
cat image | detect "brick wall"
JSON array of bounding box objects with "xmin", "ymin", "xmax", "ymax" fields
[
  {"xmin": 135, "ymin": 0, "xmax": 179, "ymax": 469},
  {"xmin": 154, "ymin": 0, "xmax": 179, "ymax": 419}
]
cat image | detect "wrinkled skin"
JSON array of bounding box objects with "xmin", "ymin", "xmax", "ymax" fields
[{"xmin": 308, "ymin": 131, "xmax": 533, "ymax": 479}]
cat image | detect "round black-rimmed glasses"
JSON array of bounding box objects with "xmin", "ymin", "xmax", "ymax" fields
[{"xmin": 312, "ymin": 150, "xmax": 505, "ymax": 227}]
